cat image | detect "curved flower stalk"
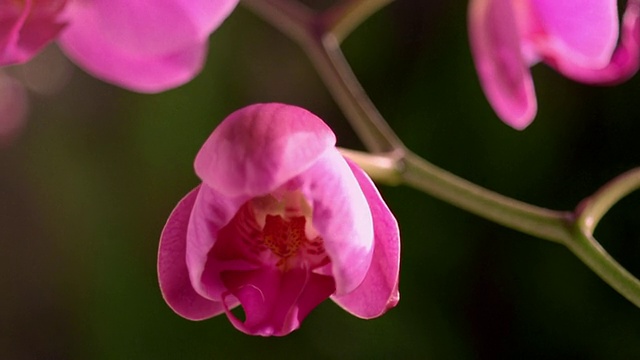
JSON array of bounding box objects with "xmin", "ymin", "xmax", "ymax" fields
[
  {"xmin": 158, "ymin": 103, "xmax": 400, "ymax": 336},
  {"xmin": 1, "ymin": 0, "xmax": 238, "ymax": 92},
  {"xmin": 241, "ymin": 0, "xmax": 640, "ymax": 309},
  {"xmin": 468, "ymin": 0, "xmax": 640, "ymax": 129}
]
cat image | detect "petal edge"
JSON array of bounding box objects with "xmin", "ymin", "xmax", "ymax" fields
[
  {"xmin": 158, "ymin": 186, "xmax": 225, "ymax": 320},
  {"xmin": 331, "ymin": 159, "xmax": 400, "ymax": 319}
]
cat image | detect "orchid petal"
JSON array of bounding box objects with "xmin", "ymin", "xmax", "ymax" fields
[
  {"xmin": 185, "ymin": 184, "xmax": 250, "ymax": 301},
  {"xmin": 158, "ymin": 104, "xmax": 400, "ymax": 334},
  {"xmin": 0, "ymin": 1, "xmax": 66, "ymax": 66},
  {"xmin": 58, "ymin": 0, "xmax": 236, "ymax": 92},
  {"xmin": 468, "ymin": 0, "xmax": 537, "ymax": 129},
  {"xmin": 195, "ymin": 103, "xmax": 336, "ymax": 197},
  {"xmin": 158, "ymin": 186, "xmax": 225, "ymax": 320},
  {"xmin": 221, "ymin": 267, "xmax": 334, "ymax": 336},
  {"xmin": 531, "ymin": 0, "xmax": 618, "ymax": 69},
  {"xmin": 549, "ymin": 1, "xmax": 640, "ymax": 84},
  {"xmin": 199, "ymin": 199, "xmax": 267, "ymax": 301},
  {"xmin": 293, "ymin": 149, "xmax": 374, "ymax": 295},
  {"xmin": 173, "ymin": 0, "xmax": 239, "ymax": 38},
  {"xmin": 331, "ymin": 160, "xmax": 400, "ymax": 319}
]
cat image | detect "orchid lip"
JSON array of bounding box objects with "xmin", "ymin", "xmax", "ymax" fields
[{"xmin": 230, "ymin": 191, "xmax": 330, "ymax": 273}]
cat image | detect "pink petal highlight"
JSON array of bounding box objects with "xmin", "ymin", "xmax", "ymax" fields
[
  {"xmin": 531, "ymin": 0, "xmax": 618, "ymax": 68},
  {"xmin": 58, "ymin": 0, "xmax": 237, "ymax": 92},
  {"xmin": 294, "ymin": 149, "xmax": 374, "ymax": 295},
  {"xmin": 195, "ymin": 103, "xmax": 336, "ymax": 197},
  {"xmin": 470, "ymin": 0, "xmax": 640, "ymax": 126},
  {"xmin": 158, "ymin": 186, "xmax": 226, "ymax": 320},
  {"xmin": 186, "ymin": 185, "xmax": 251, "ymax": 301},
  {"xmin": 549, "ymin": 0, "xmax": 640, "ymax": 84},
  {"xmin": 468, "ymin": 0, "xmax": 537, "ymax": 129},
  {"xmin": 331, "ymin": 160, "xmax": 400, "ymax": 319},
  {"xmin": 174, "ymin": 0, "xmax": 239, "ymax": 38},
  {"xmin": 221, "ymin": 267, "xmax": 335, "ymax": 336},
  {"xmin": 0, "ymin": 0, "xmax": 67, "ymax": 66}
]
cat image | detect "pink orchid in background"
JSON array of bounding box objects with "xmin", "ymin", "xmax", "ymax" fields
[
  {"xmin": 0, "ymin": 70, "xmax": 28, "ymax": 146},
  {"xmin": 469, "ymin": 0, "xmax": 640, "ymax": 129},
  {"xmin": 1, "ymin": 0, "xmax": 239, "ymax": 92},
  {"xmin": 158, "ymin": 103, "xmax": 400, "ymax": 336}
]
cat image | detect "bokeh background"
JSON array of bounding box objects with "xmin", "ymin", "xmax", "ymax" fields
[{"xmin": 2, "ymin": 1, "xmax": 640, "ymax": 358}]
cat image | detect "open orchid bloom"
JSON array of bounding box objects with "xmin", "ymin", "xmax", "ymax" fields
[
  {"xmin": 469, "ymin": 0, "xmax": 640, "ymax": 129},
  {"xmin": 158, "ymin": 103, "xmax": 400, "ymax": 336},
  {"xmin": 0, "ymin": 0, "xmax": 238, "ymax": 92}
]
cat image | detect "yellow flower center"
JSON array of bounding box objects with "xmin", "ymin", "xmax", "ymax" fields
[
  {"xmin": 262, "ymin": 215, "xmax": 306, "ymax": 260},
  {"xmin": 236, "ymin": 191, "xmax": 329, "ymax": 271}
]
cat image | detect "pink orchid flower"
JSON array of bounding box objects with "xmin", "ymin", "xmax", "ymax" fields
[
  {"xmin": 1, "ymin": 0, "xmax": 238, "ymax": 92},
  {"xmin": 469, "ymin": 0, "xmax": 640, "ymax": 129},
  {"xmin": 158, "ymin": 103, "xmax": 400, "ymax": 336}
]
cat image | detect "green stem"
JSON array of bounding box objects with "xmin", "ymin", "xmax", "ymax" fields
[
  {"xmin": 343, "ymin": 149, "xmax": 640, "ymax": 308},
  {"xmin": 576, "ymin": 168, "xmax": 640, "ymax": 234},
  {"xmin": 568, "ymin": 168, "xmax": 640, "ymax": 307},
  {"xmin": 401, "ymin": 151, "xmax": 572, "ymax": 244},
  {"xmin": 304, "ymin": 38, "xmax": 405, "ymax": 153},
  {"xmin": 340, "ymin": 149, "xmax": 572, "ymax": 243},
  {"xmin": 322, "ymin": 0, "xmax": 395, "ymax": 43},
  {"xmin": 240, "ymin": 0, "xmax": 313, "ymax": 45},
  {"xmin": 241, "ymin": 0, "xmax": 403, "ymax": 153},
  {"xmin": 565, "ymin": 230, "xmax": 640, "ymax": 308},
  {"xmin": 339, "ymin": 148, "xmax": 403, "ymax": 186},
  {"xmin": 406, "ymin": 152, "xmax": 640, "ymax": 306}
]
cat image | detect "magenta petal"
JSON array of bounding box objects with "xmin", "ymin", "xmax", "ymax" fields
[
  {"xmin": 331, "ymin": 160, "xmax": 400, "ymax": 319},
  {"xmin": 468, "ymin": 0, "xmax": 537, "ymax": 129},
  {"xmin": 58, "ymin": 33, "xmax": 205, "ymax": 93},
  {"xmin": 172, "ymin": 0, "xmax": 239, "ymax": 38},
  {"xmin": 185, "ymin": 185, "xmax": 251, "ymax": 300},
  {"xmin": 158, "ymin": 186, "xmax": 225, "ymax": 320},
  {"xmin": 531, "ymin": 0, "xmax": 618, "ymax": 68},
  {"xmin": 0, "ymin": 2, "xmax": 66, "ymax": 66},
  {"xmin": 195, "ymin": 103, "xmax": 336, "ymax": 197},
  {"xmin": 549, "ymin": 1, "xmax": 640, "ymax": 84},
  {"xmin": 221, "ymin": 267, "xmax": 335, "ymax": 336},
  {"xmin": 58, "ymin": 0, "xmax": 233, "ymax": 92},
  {"xmin": 294, "ymin": 149, "xmax": 374, "ymax": 295},
  {"xmin": 198, "ymin": 199, "xmax": 266, "ymax": 302}
]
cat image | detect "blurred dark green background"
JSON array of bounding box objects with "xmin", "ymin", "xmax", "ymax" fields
[{"xmin": 2, "ymin": 1, "xmax": 640, "ymax": 358}]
